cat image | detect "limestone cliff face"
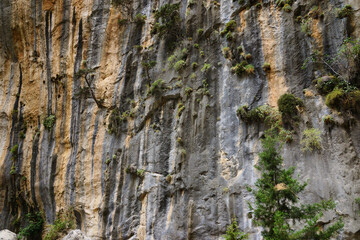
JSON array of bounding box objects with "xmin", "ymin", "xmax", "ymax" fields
[{"xmin": 1, "ymin": 0, "xmax": 360, "ymax": 239}]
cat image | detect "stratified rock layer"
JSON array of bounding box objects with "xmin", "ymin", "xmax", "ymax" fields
[{"xmin": 1, "ymin": 0, "xmax": 360, "ymax": 239}]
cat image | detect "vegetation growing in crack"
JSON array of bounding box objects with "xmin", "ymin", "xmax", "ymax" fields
[
  {"xmin": 43, "ymin": 114, "xmax": 56, "ymax": 130},
  {"xmin": 149, "ymin": 79, "xmax": 166, "ymax": 96},
  {"xmin": 223, "ymin": 217, "xmax": 248, "ymax": 240},
  {"xmin": 151, "ymin": 3, "xmax": 181, "ymax": 49},
  {"xmin": 75, "ymin": 68, "xmax": 104, "ymax": 108},
  {"xmin": 44, "ymin": 210, "xmax": 75, "ymax": 240},
  {"xmin": 277, "ymin": 93, "xmax": 304, "ymax": 120},
  {"xmin": 18, "ymin": 211, "xmax": 44, "ymax": 240},
  {"xmin": 301, "ymin": 128, "xmax": 322, "ymax": 152},
  {"xmin": 108, "ymin": 108, "xmax": 134, "ymax": 136}
]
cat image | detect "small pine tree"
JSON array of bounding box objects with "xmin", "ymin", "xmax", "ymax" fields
[
  {"xmin": 247, "ymin": 130, "xmax": 344, "ymax": 240},
  {"xmin": 223, "ymin": 218, "xmax": 248, "ymax": 240}
]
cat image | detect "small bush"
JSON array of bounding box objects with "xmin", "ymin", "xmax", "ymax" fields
[
  {"xmin": 190, "ymin": 73, "xmax": 197, "ymax": 79},
  {"xmin": 44, "ymin": 115, "xmax": 56, "ymax": 130},
  {"xmin": 323, "ymin": 115, "xmax": 336, "ymax": 126},
  {"xmin": 277, "ymin": 93, "xmax": 304, "ymax": 117},
  {"xmin": 221, "ymin": 20, "xmax": 236, "ymax": 37},
  {"xmin": 237, "ymin": 105, "xmax": 279, "ymax": 124},
  {"xmin": 194, "ymin": 43, "xmax": 199, "ymax": 49},
  {"xmin": 44, "ymin": 218, "xmax": 74, "ymax": 240},
  {"xmin": 231, "ymin": 61, "xmax": 248, "ymax": 76},
  {"xmin": 262, "ymin": 62, "xmax": 271, "ymax": 71},
  {"xmin": 197, "ymin": 28, "xmax": 204, "ymax": 35},
  {"xmin": 245, "ymin": 54, "xmax": 252, "ymax": 60},
  {"xmin": 223, "ymin": 218, "xmax": 248, "ymax": 240},
  {"xmin": 118, "ymin": 18, "xmax": 129, "ymax": 25},
  {"xmin": 283, "ymin": 4, "xmax": 292, "ymax": 12},
  {"xmin": 301, "ymin": 128, "xmax": 322, "ymax": 152},
  {"xmin": 18, "ymin": 212, "xmax": 44, "ymax": 239},
  {"xmin": 133, "ymin": 13, "xmax": 146, "ymax": 24},
  {"xmin": 174, "ymin": 60, "xmax": 186, "ymax": 72},
  {"xmin": 185, "ymin": 87, "xmax": 193, "ymax": 96},
  {"xmin": 10, "ymin": 144, "xmax": 18, "ymax": 155},
  {"xmin": 201, "ymin": 63, "xmax": 211, "ymax": 72},
  {"xmin": 222, "ymin": 47, "xmax": 231, "ymax": 58},
  {"xmin": 226, "ymin": 32, "xmax": 234, "ymax": 41},
  {"xmin": 192, "ymin": 62, "xmax": 199, "ymax": 69},
  {"xmin": 325, "ymin": 88, "xmax": 344, "ymax": 109},
  {"xmin": 244, "ymin": 64, "xmax": 255, "ymax": 74},
  {"xmin": 301, "ymin": 18, "xmax": 312, "ymax": 36},
  {"xmin": 149, "ymin": 79, "xmax": 165, "ymax": 95},
  {"xmin": 177, "ymin": 102, "xmax": 185, "ymax": 117},
  {"xmin": 316, "ymin": 76, "xmax": 339, "ymax": 94},
  {"xmin": 337, "ymin": 5, "xmax": 353, "ymax": 18}
]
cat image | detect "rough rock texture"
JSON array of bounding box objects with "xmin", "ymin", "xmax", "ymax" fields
[
  {"xmin": 62, "ymin": 229, "xmax": 93, "ymax": 240},
  {"xmin": 0, "ymin": 230, "xmax": 17, "ymax": 240},
  {"xmin": 0, "ymin": 0, "xmax": 360, "ymax": 239}
]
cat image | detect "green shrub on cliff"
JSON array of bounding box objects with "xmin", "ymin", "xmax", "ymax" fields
[
  {"xmin": 18, "ymin": 212, "xmax": 44, "ymax": 240},
  {"xmin": 337, "ymin": 5, "xmax": 353, "ymax": 18},
  {"xmin": 277, "ymin": 93, "xmax": 303, "ymax": 117},
  {"xmin": 300, "ymin": 128, "xmax": 322, "ymax": 152},
  {"xmin": 43, "ymin": 114, "xmax": 56, "ymax": 130},
  {"xmin": 223, "ymin": 218, "xmax": 248, "ymax": 240},
  {"xmin": 247, "ymin": 131, "xmax": 343, "ymax": 239}
]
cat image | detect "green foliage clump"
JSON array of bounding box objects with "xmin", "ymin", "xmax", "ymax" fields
[
  {"xmin": 221, "ymin": 20, "xmax": 236, "ymax": 37},
  {"xmin": 237, "ymin": 105, "xmax": 279, "ymax": 124},
  {"xmin": 11, "ymin": 144, "xmax": 18, "ymax": 156},
  {"xmin": 337, "ymin": 5, "xmax": 353, "ymax": 18},
  {"xmin": 174, "ymin": 60, "xmax": 186, "ymax": 72},
  {"xmin": 192, "ymin": 62, "xmax": 199, "ymax": 69},
  {"xmin": 177, "ymin": 102, "xmax": 185, "ymax": 117},
  {"xmin": 43, "ymin": 114, "xmax": 56, "ymax": 130},
  {"xmin": 201, "ymin": 63, "xmax": 211, "ymax": 72},
  {"xmin": 222, "ymin": 47, "xmax": 231, "ymax": 58},
  {"xmin": 300, "ymin": 18, "xmax": 312, "ymax": 36},
  {"xmin": 133, "ymin": 13, "xmax": 146, "ymax": 24},
  {"xmin": 300, "ymin": 128, "xmax": 322, "ymax": 152},
  {"xmin": 151, "ymin": 3, "xmax": 181, "ymax": 47},
  {"xmin": 231, "ymin": 61, "xmax": 248, "ymax": 76},
  {"xmin": 282, "ymin": 4, "xmax": 292, "ymax": 12},
  {"xmin": 225, "ymin": 32, "xmax": 234, "ymax": 41},
  {"xmin": 168, "ymin": 48, "xmax": 188, "ymax": 69},
  {"xmin": 277, "ymin": 93, "xmax": 303, "ymax": 117},
  {"xmin": 323, "ymin": 115, "xmax": 336, "ymax": 126},
  {"xmin": 244, "ymin": 64, "xmax": 255, "ymax": 74},
  {"xmin": 223, "ymin": 218, "xmax": 248, "ymax": 240},
  {"xmin": 262, "ymin": 62, "xmax": 271, "ymax": 71},
  {"xmin": 118, "ymin": 18, "xmax": 128, "ymax": 26},
  {"xmin": 18, "ymin": 212, "xmax": 44, "ymax": 240},
  {"xmin": 248, "ymin": 131, "xmax": 343, "ymax": 240},
  {"xmin": 194, "ymin": 43, "xmax": 199, "ymax": 49},
  {"xmin": 108, "ymin": 108, "xmax": 133, "ymax": 135},
  {"xmin": 325, "ymin": 88, "xmax": 344, "ymax": 109},
  {"xmin": 149, "ymin": 79, "xmax": 165, "ymax": 95},
  {"xmin": 136, "ymin": 169, "xmax": 145, "ymax": 177},
  {"xmin": 44, "ymin": 217, "xmax": 74, "ymax": 240},
  {"xmin": 185, "ymin": 87, "xmax": 193, "ymax": 96},
  {"xmin": 197, "ymin": 28, "xmax": 204, "ymax": 35}
]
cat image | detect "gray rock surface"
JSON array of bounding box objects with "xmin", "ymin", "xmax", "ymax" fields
[
  {"xmin": 0, "ymin": 0, "xmax": 360, "ymax": 239},
  {"xmin": 0, "ymin": 230, "xmax": 16, "ymax": 240},
  {"xmin": 62, "ymin": 230, "xmax": 93, "ymax": 240}
]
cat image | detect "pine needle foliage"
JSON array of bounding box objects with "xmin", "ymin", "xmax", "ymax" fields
[
  {"xmin": 223, "ymin": 218, "xmax": 248, "ymax": 240},
  {"xmin": 248, "ymin": 131, "xmax": 343, "ymax": 240}
]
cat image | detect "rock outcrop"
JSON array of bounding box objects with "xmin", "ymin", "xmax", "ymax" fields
[{"xmin": 1, "ymin": 0, "xmax": 360, "ymax": 239}]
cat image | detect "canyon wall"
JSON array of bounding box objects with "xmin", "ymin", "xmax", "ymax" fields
[{"xmin": 1, "ymin": 0, "xmax": 360, "ymax": 239}]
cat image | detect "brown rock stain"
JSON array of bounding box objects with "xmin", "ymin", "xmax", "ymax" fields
[{"xmin": 258, "ymin": 6, "xmax": 288, "ymax": 107}]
